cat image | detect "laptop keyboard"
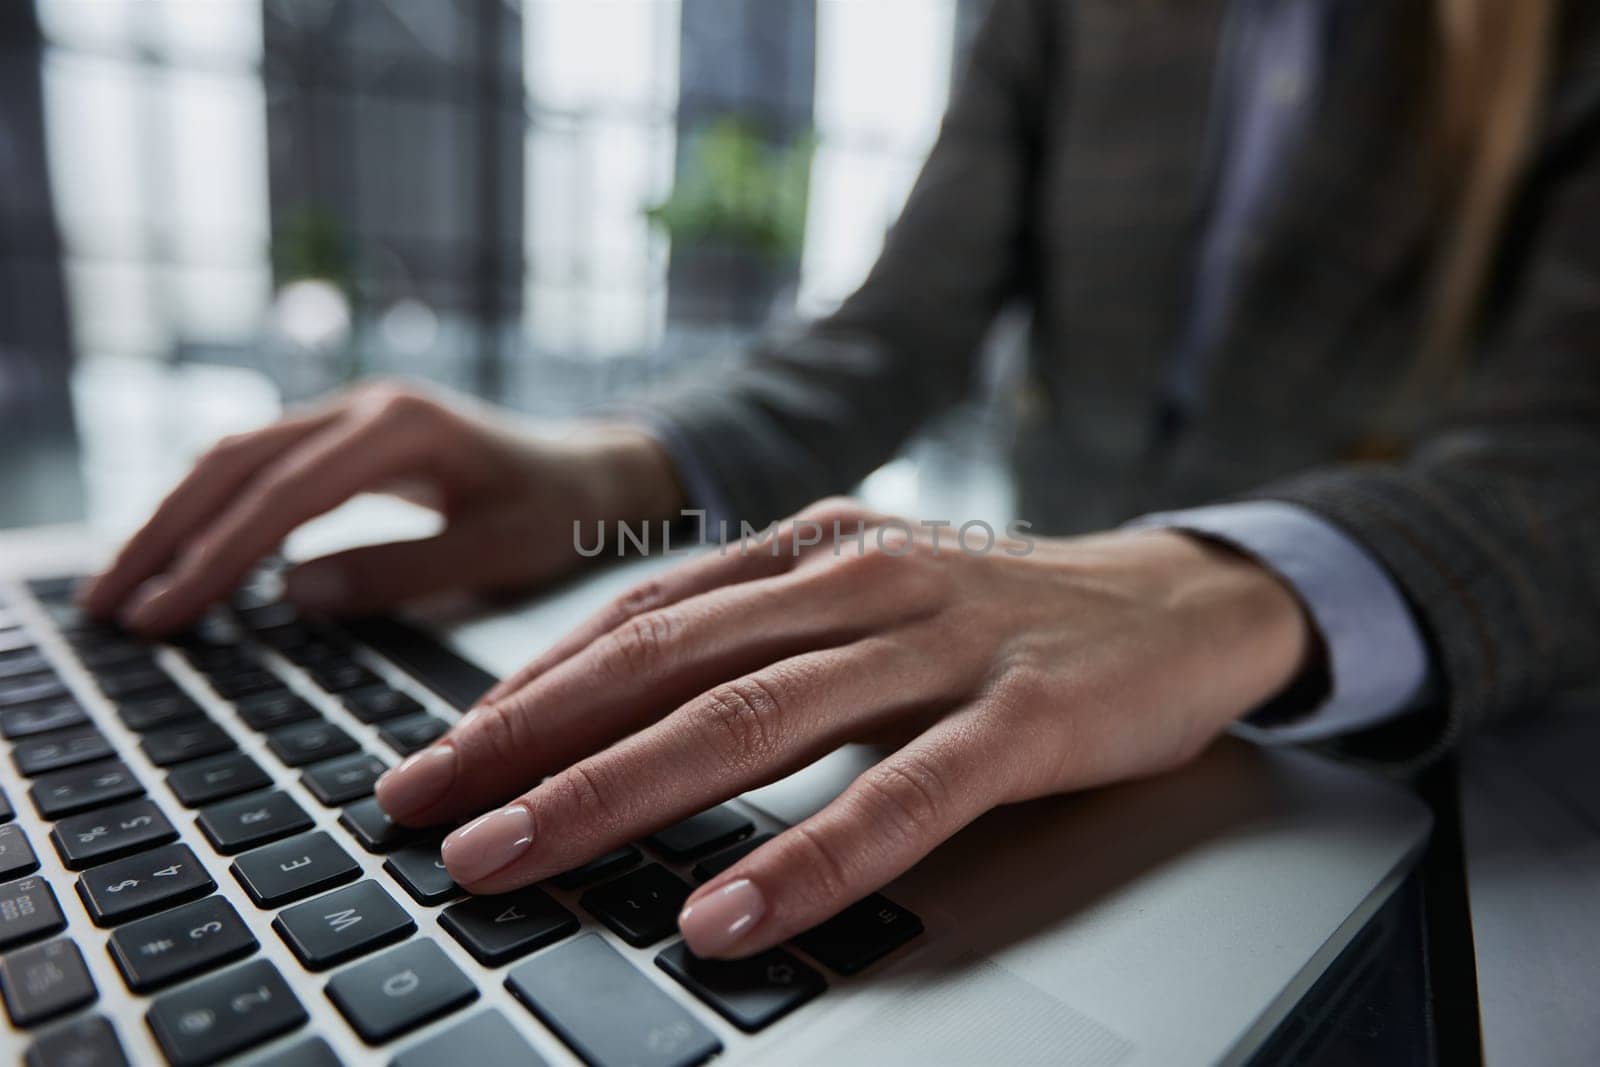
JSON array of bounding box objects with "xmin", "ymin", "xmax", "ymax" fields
[{"xmin": 0, "ymin": 575, "xmax": 924, "ymax": 1065}]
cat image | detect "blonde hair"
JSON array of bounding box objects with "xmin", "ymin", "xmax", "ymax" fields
[{"xmin": 1411, "ymin": 0, "xmax": 1558, "ymax": 394}]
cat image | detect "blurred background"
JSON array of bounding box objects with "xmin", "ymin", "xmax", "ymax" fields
[{"xmin": 0, "ymin": 0, "xmax": 1019, "ymax": 537}]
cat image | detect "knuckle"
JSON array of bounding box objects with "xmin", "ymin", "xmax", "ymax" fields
[
  {"xmin": 784, "ymin": 823, "xmax": 854, "ymax": 905},
  {"xmin": 795, "ymin": 496, "xmax": 867, "ymax": 527},
  {"xmin": 613, "ymin": 579, "xmax": 669, "ymax": 623},
  {"xmin": 855, "ymin": 753, "xmax": 951, "ymax": 841},
  {"xmin": 601, "ymin": 610, "xmax": 677, "ymax": 679},
  {"xmin": 695, "ymin": 675, "xmax": 790, "ymax": 773},
  {"xmin": 201, "ymin": 431, "xmax": 254, "ymax": 465},
  {"xmin": 547, "ymin": 762, "xmax": 626, "ymax": 837},
  {"xmin": 360, "ymin": 380, "xmax": 438, "ymax": 425},
  {"xmin": 461, "ymin": 700, "xmax": 525, "ymax": 763}
]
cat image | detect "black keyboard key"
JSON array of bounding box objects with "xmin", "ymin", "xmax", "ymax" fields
[
  {"xmin": 13, "ymin": 726, "xmax": 114, "ymax": 776},
  {"xmin": 343, "ymin": 685, "xmax": 424, "ymax": 724},
  {"xmin": 306, "ymin": 660, "xmax": 381, "ymax": 693},
  {"xmin": 507, "ymin": 934, "xmax": 720, "ymax": 1067},
  {"xmin": 117, "ymin": 692, "xmax": 204, "ymax": 733},
  {"xmin": 230, "ymin": 831, "xmax": 359, "ymax": 907},
  {"xmin": 327, "ymin": 938, "xmax": 477, "ymax": 1044},
  {"xmin": 552, "ymin": 844, "xmax": 642, "ymax": 890},
  {"xmin": 580, "ymin": 864, "xmax": 691, "ymax": 947},
  {"xmin": 0, "ymin": 651, "xmax": 50, "ymax": 680},
  {"xmin": 141, "ymin": 721, "xmax": 235, "ymax": 767},
  {"xmin": 0, "ymin": 939, "xmax": 96, "ymax": 1026},
  {"xmin": 207, "ymin": 668, "xmax": 282, "ymax": 701},
  {"xmin": 657, "ymin": 940, "xmax": 824, "ymax": 1032},
  {"xmin": 0, "ymin": 877, "xmax": 65, "ymax": 948},
  {"xmin": 302, "ymin": 752, "xmax": 387, "ymax": 806},
  {"xmin": 272, "ymin": 879, "xmax": 414, "ymax": 970},
  {"xmin": 109, "ymin": 896, "xmax": 257, "ymax": 992},
  {"xmin": 1, "ymin": 699, "xmax": 87, "ymax": 739},
  {"xmin": 167, "ymin": 752, "xmax": 271, "ymax": 807},
  {"xmin": 95, "ymin": 665, "xmax": 170, "ymax": 700},
  {"xmin": 266, "ymin": 720, "xmax": 358, "ymax": 767},
  {"xmin": 30, "ymin": 759, "xmax": 143, "ymax": 819},
  {"xmin": 440, "ymin": 887, "xmax": 578, "ymax": 966},
  {"xmin": 0, "ymin": 786, "xmax": 10, "ymax": 823},
  {"xmin": 78, "ymin": 643, "xmax": 154, "ymax": 673},
  {"xmin": 235, "ymin": 690, "xmax": 318, "ymax": 731},
  {"xmin": 76, "ymin": 843, "xmax": 214, "ymax": 925},
  {"xmin": 338, "ymin": 796, "xmax": 416, "ymax": 853},
  {"xmin": 146, "ymin": 958, "xmax": 306, "ymax": 1067},
  {"xmin": 645, "ymin": 805, "xmax": 754, "ymax": 861},
  {"xmin": 184, "ymin": 645, "xmax": 255, "ymax": 678},
  {"xmin": 26, "ymin": 576, "xmax": 80, "ymax": 602},
  {"xmin": 691, "ymin": 833, "xmax": 773, "ymax": 883},
  {"xmin": 794, "ymin": 892, "xmax": 924, "ymax": 974},
  {"xmin": 24, "ymin": 1014, "xmax": 128, "ymax": 1067},
  {"xmin": 0, "ymin": 825, "xmax": 39, "ymax": 879},
  {"xmin": 383, "ymin": 842, "xmax": 458, "ymax": 906},
  {"xmin": 50, "ymin": 799, "xmax": 177, "ymax": 869},
  {"xmin": 197, "ymin": 791, "xmax": 313, "ymax": 854},
  {"xmin": 392, "ymin": 1009, "xmax": 546, "ymax": 1067},
  {"xmin": 0, "ymin": 675, "xmax": 68, "ymax": 709},
  {"xmin": 248, "ymin": 1036, "xmax": 340, "ymax": 1067},
  {"xmin": 378, "ymin": 713, "xmax": 448, "ymax": 756}
]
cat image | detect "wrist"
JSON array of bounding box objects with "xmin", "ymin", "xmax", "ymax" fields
[
  {"xmin": 1121, "ymin": 528, "xmax": 1319, "ymax": 718},
  {"xmin": 552, "ymin": 423, "xmax": 688, "ymax": 524}
]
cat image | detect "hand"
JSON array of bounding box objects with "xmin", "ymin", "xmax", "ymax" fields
[
  {"xmin": 81, "ymin": 380, "xmax": 684, "ymax": 634},
  {"xmin": 374, "ymin": 498, "xmax": 1314, "ymax": 959}
]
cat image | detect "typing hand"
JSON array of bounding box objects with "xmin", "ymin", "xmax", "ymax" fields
[
  {"xmin": 80, "ymin": 380, "xmax": 683, "ymax": 635},
  {"xmin": 375, "ymin": 499, "xmax": 1313, "ymax": 959}
]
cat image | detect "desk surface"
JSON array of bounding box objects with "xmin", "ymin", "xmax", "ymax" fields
[{"xmin": 1461, "ymin": 696, "xmax": 1600, "ymax": 1066}]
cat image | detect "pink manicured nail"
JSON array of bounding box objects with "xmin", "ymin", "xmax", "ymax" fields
[
  {"xmin": 375, "ymin": 744, "xmax": 457, "ymax": 821},
  {"xmin": 121, "ymin": 577, "xmax": 176, "ymax": 631},
  {"xmin": 679, "ymin": 879, "xmax": 765, "ymax": 957},
  {"xmin": 442, "ymin": 805, "xmax": 535, "ymax": 885}
]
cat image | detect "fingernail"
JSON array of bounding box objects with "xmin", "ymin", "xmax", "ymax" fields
[
  {"xmin": 285, "ymin": 561, "xmax": 350, "ymax": 611},
  {"xmin": 442, "ymin": 804, "xmax": 535, "ymax": 885},
  {"xmin": 375, "ymin": 744, "xmax": 457, "ymax": 821},
  {"xmin": 679, "ymin": 878, "xmax": 765, "ymax": 957},
  {"xmin": 120, "ymin": 577, "xmax": 174, "ymax": 631}
]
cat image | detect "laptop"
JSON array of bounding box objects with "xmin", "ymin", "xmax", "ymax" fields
[{"xmin": 0, "ymin": 523, "xmax": 1431, "ymax": 1066}]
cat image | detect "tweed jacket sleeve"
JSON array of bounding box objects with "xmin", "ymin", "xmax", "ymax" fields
[
  {"xmin": 635, "ymin": 0, "xmax": 1046, "ymax": 526},
  {"xmin": 1249, "ymin": 115, "xmax": 1600, "ymax": 769}
]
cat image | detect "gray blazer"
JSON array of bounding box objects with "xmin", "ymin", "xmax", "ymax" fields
[{"xmin": 648, "ymin": 0, "xmax": 1600, "ymax": 768}]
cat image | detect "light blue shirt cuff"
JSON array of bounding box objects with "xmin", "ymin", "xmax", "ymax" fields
[{"xmin": 1129, "ymin": 501, "xmax": 1434, "ymax": 743}]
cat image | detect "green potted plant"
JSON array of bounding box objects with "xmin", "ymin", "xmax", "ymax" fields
[{"xmin": 646, "ymin": 117, "xmax": 815, "ymax": 327}]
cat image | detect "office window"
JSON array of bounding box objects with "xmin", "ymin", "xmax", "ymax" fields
[
  {"xmin": 801, "ymin": 0, "xmax": 957, "ymax": 316},
  {"xmin": 36, "ymin": 0, "xmax": 272, "ymax": 362},
  {"xmin": 522, "ymin": 1, "xmax": 681, "ymax": 361}
]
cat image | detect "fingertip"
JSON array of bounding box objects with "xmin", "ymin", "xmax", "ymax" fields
[
  {"xmin": 678, "ymin": 877, "xmax": 766, "ymax": 959},
  {"xmin": 375, "ymin": 743, "xmax": 458, "ymax": 824},
  {"xmin": 118, "ymin": 576, "xmax": 178, "ymax": 634}
]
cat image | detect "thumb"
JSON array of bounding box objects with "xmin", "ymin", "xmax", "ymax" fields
[{"xmin": 284, "ymin": 514, "xmax": 565, "ymax": 615}]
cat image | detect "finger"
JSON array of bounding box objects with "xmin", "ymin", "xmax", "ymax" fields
[
  {"xmin": 436, "ymin": 631, "xmax": 973, "ymax": 893},
  {"xmin": 378, "ymin": 553, "xmax": 942, "ymax": 827},
  {"xmin": 119, "ymin": 404, "xmax": 438, "ymax": 634},
  {"xmin": 81, "ymin": 407, "xmax": 339, "ymax": 619},
  {"xmin": 679, "ymin": 711, "xmax": 1011, "ymax": 958},
  {"xmin": 474, "ymin": 504, "xmax": 874, "ymax": 707},
  {"xmin": 281, "ymin": 510, "xmax": 568, "ymax": 617}
]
